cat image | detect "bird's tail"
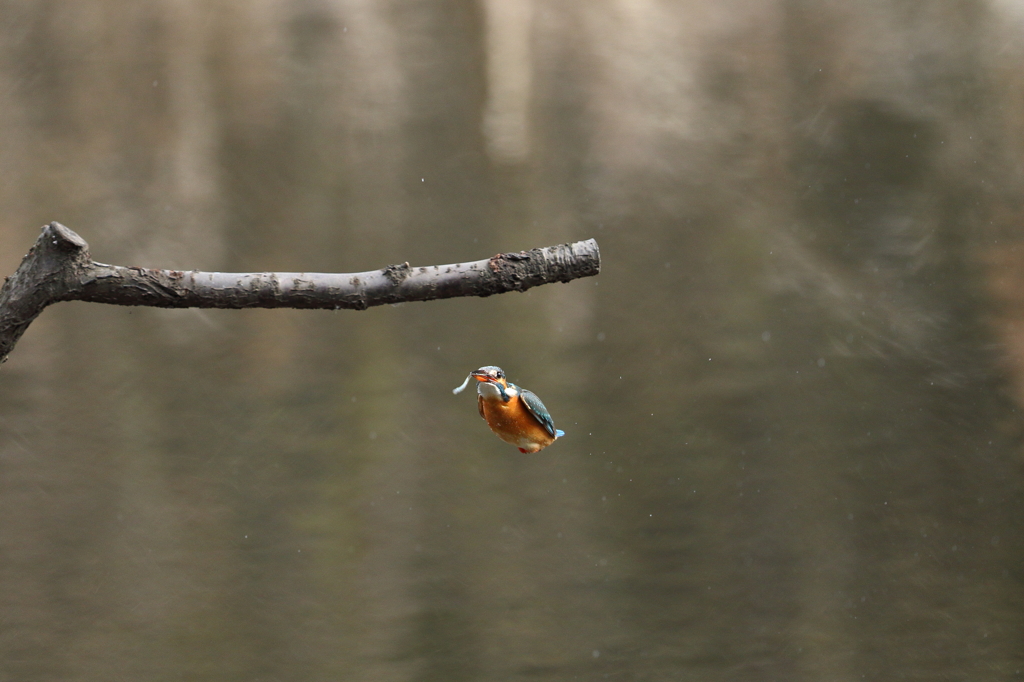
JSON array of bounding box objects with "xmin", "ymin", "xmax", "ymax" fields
[{"xmin": 555, "ymin": 429, "xmax": 565, "ymax": 438}]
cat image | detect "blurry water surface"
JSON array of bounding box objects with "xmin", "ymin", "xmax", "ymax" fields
[{"xmin": 0, "ymin": 1, "xmax": 1022, "ymax": 680}]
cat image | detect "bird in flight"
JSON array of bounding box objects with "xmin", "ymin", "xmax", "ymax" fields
[{"xmin": 453, "ymin": 366, "xmax": 565, "ymax": 453}]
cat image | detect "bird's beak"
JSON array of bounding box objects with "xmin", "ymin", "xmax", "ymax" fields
[{"xmin": 471, "ymin": 370, "xmax": 494, "ymax": 382}]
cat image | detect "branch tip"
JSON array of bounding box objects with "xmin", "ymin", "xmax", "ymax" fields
[{"xmin": 44, "ymin": 222, "xmax": 89, "ymax": 253}]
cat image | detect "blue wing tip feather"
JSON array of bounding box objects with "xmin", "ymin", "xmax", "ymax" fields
[{"xmin": 555, "ymin": 429, "xmax": 565, "ymax": 438}]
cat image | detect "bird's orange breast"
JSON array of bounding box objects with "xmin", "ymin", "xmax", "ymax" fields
[{"xmin": 478, "ymin": 395, "xmax": 556, "ymax": 453}]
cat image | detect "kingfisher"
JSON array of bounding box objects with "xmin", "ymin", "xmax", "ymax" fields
[{"xmin": 453, "ymin": 366, "xmax": 565, "ymax": 453}]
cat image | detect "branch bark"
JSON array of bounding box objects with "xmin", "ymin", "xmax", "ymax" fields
[{"xmin": 0, "ymin": 222, "xmax": 601, "ymax": 365}]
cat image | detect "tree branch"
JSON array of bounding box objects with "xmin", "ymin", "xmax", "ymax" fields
[{"xmin": 0, "ymin": 222, "xmax": 601, "ymax": 365}]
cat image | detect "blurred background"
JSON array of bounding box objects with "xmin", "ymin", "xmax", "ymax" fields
[{"xmin": 0, "ymin": 0, "xmax": 1023, "ymax": 679}]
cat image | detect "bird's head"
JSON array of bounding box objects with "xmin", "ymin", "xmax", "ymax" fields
[
  {"xmin": 471, "ymin": 365, "xmax": 507, "ymax": 387},
  {"xmin": 452, "ymin": 365, "xmax": 513, "ymax": 398}
]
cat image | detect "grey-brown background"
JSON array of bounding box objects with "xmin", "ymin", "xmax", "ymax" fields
[{"xmin": 0, "ymin": 1, "xmax": 1023, "ymax": 680}]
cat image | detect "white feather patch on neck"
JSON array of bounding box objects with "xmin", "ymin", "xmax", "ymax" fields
[{"xmin": 478, "ymin": 381, "xmax": 517, "ymax": 400}]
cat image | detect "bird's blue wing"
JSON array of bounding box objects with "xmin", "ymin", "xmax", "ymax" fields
[{"xmin": 518, "ymin": 387, "xmax": 561, "ymax": 439}]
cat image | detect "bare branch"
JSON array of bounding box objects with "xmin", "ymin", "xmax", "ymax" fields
[{"xmin": 0, "ymin": 222, "xmax": 601, "ymax": 365}]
